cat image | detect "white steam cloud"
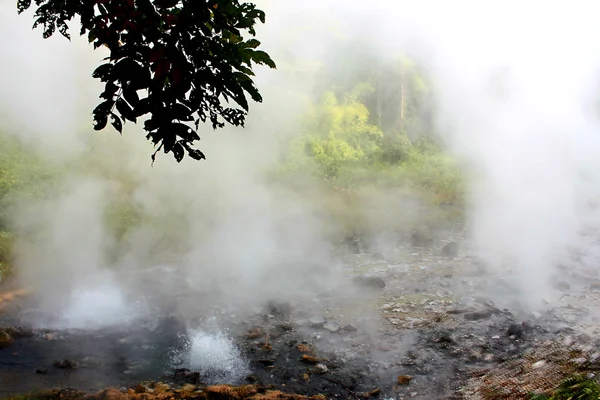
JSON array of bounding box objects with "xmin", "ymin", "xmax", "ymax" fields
[{"xmin": 2, "ymin": 0, "xmax": 600, "ymax": 328}]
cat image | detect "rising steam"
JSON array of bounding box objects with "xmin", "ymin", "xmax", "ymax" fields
[{"xmin": 2, "ymin": 0, "xmax": 600, "ymax": 332}]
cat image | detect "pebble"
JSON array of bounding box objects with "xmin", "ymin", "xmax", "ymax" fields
[{"xmin": 314, "ymin": 363, "xmax": 328, "ymax": 374}]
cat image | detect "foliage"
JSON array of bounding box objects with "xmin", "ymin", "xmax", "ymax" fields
[
  {"xmin": 303, "ymin": 90, "xmax": 383, "ymax": 179},
  {"xmin": 17, "ymin": 0, "xmax": 276, "ymax": 163},
  {"xmin": 528, "ymin": 375, "xmax": 600, "ymax": 400}
]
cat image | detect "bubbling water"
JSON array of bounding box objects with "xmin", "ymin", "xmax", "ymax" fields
[{"xmin": 178, "ymin": 328, "xmax": 249, "ymax": 384}]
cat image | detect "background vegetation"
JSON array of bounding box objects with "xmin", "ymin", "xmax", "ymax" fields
[{"xmin": 0, "ymin": 40, "xmax": 465, "ymax": 278}]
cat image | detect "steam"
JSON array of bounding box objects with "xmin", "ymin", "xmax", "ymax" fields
[{"xmin": 2, "ymin": 0, "xmax": 600, "ymax": 330}]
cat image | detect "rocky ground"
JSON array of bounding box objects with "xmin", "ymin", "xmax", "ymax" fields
[{"xmin": 2, "ymin": 232, "xmax": 600, "ymax": 399}]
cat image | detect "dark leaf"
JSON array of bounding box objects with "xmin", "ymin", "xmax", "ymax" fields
[
  {"xmin": 245, "ymin": 39, "xmax": 261, "ymax": 49},
  {"xmin": 171, "ymin": 103, "xmax": 193, "ymax": 121},
  {"xmin": 172, "ymin": 142, "xmax": 184, "ymax": 162},
  {"xmin": 249, "ymin": 50, "xmax": 276, "ymax": 69},
  {"xmin": 94, "ymin": 114, "xmax": 108, "ymax": 131},
  {"xmin": 116, "ymin": 98, "xmax": 137, "ymax": 122},
  {"xmin": 123, "ymin": 88, "xmax": 140, "ymax": 108},
  {"xmin": 17, "ymin": 0, "xmax": 31, "ymax": 14},
  {"xmin": 171, "ymin": 122, "xmax": 200, "ymax": 141},
  {"xmin": 92, "ymin": 63, "xmax": 113, "ymax": 82},
  {"xmin": 162, "ymin": 129, "xmax": 175, "ymax": 154},
  {"xmin": 111, "ymin": 113, "xmax": 123, "ymax": 133}
]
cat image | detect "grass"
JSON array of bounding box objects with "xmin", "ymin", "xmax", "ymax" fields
[{"xmin": 528, "ymin": 375, "xmax": 600, "ymax": 400}]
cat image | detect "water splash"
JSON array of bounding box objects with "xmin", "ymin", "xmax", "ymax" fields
[
  {"xmin": 55, "ymin": 280, "xmax": 145, "ymax": 330},
  {"xmin": 177, "ymin": 327, "xmax": 249, "ymax": 384}
]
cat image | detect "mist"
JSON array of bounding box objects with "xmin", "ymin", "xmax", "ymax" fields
[{"xmin": 1, "ymin": 0, "xmax": 600, "ymax": 343}]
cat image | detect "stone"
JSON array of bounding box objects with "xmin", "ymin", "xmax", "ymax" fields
[
  {"xmin": 372, "ymin": 252, "xmax": 386, "ymax": 261},
  {"xmin": 344, "ymin": 237, "xmax": 361, "ymax": 254},
  {"xmin": 441, "ymin": 242, "xmax": 459, "ymax": 257},
  {"xmin": 463, "ymin": 311, "xmax": 493, "ymax": 321},
  {"xmin": 5, "ymin": 326, "xmax": 34, "ymax": 339},
  {"xmin": 314, "ymin": 363, "xmax": 328, "ymax": 374},
  {"xmin": 0, "ymin": 330, "xmax": 14, "ymax": 348},
  {"xmin": 258, "ymin": 359, "xmax": 274, "ymax": 366},
  {"xmin": 353, "ymin": 276, "xmax": 386, "ymax": 290},
  {"xmin": 309, "ymin": 316, "xmax": 326, "ymax": 328},
  {"xmin": 266, "ymin": 300, "xmax": 292, "ymax": 317},
  {"xmin": 180, "ymin": 384, "xmax": 196, "ymax": 392},
  {"xmin": 397, "ymin": 375, "xmax": 412, "ymax": 385},
  {"xmin": 36, "ymin": 368, "xmax": 48, "ymax": 374},
  {"xmin": 53, "ymin": 359, "xmax": 77, "ymax": 369},
  {"xmin": 134, "ymin": 384, "xmax": 147, "ymax": 394},
  {"xmin": 507, "ymin": 323, "xmax": 524, "ymax": 338},
  {"xmin": 300, "ymin": 355, "xmax": 320, "ymax": 364},
  {"xmin": 411, "ymin": 229, "xmax": 432, "ymax": 247},
  {"xmin": 342, "ymin": 324, "xmax": 358, "ymax": 333},
  {"xmin": 324, "ymin": 321, "xmax": 341, "ymax": 334},
  {"xmin": 247, "ymin": 327, "xmax": 264, "ymax": 339}
]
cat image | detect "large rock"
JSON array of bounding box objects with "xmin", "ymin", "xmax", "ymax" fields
[
  {"xmin": 411, "ymin": 229, "xmax": 433, "ymax": 247},
  {"xmin": 343, "ymin": 237, "xmax": 361, "ymax": 254},
  {"xmin": 353, "ymin": 276, "xmax": 386, "ymax": 290},
  {"xmin": 441, "ymin": 242, "xmax": 459, "ymax": 257},
  {"xmin": 0, "ymin": 330, "xmax": 14, "ymax": 348}
]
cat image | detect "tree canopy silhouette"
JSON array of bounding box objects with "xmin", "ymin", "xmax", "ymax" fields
[{"xmin": 17, "ymin": 0, "xmax": 276, "ymax": 162}]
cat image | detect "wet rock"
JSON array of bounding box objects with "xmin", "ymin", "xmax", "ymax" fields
[
  {"xmin": 590, "ymin": 282, "xmax": 600, "ymax": 291},
  {"xmin": 411, "ymin": 229, "xmax": 433, "ymax": 247},
  {"xmin": 464, "ymin": 310, "xmax": 493, "ymax": 321},
  {"xmin": 153, "ymin": 383, "xmax": 170, "ymax": 394},
  {"xmin": 372, "ymin": 252, "xmax": 386, "ymax": 261},
  {"xmin": 342, "ymin": 324, "xmax": 358, "ymax": 333},
  {"xmin": 441, "ymin": 242, "xmax": 459, "ymax": 257},
  {"xmin": 300, "ymin": 355, "xmax": 320, "ymax": 364},
  {"xmin": 522, "ymin": 321, "xmax": 535, "ymax": 333},
  {"xmin": 247, "ymin": 327, "xmax": 264, "ymax": 339},
  {"xmin": 36, "ymin": 368, "xmax": 48, "ymax": 374},
  {"xmin": 324, "ymin": 321, "xmax": 341, "ymax": 333},
  {"xmin": 297, "ymin": 343, "xmax": 314, "ymax": 354},
  {"xmin": 53, "ymin": 359, "xmax": 77, "ymax": 369},
  {"xmin": 309, "ymin": 316, "xmax": 326, "ymax": 328},
  {"xmin": 507, "ymin": 323, "xmax": 525, "ymax": 338},
  {"xmin": 87, "ymin": 388, "xmax": 128, "ymax": 400},
  {"xmin": 353, "ymin": 276, "xmax": 386, "ymax": 290},
  {"xmin": 0, "ymin": 329, "xmax": 14, "ymax": 348},
  {"xmin": 5, "ymin": 326, "xmax": 35, "ymax": 339},
  {"xmin": 258, "ymin": 358, "xmax": 275, "ymax": 367},
  {"xmin": 206, "ymin": 385, "xmax": 257, "ymax": 399},
  {"xmin": 344, "ymin": 237, "xmax": 361, "ymax": 254},
  {"xmin": 275, "ymin": 322, "xmax": 294, "ymax": 334},
  {"xmin": 314, "ymin": 363, "xmax": 329, "ymax": 374},
  {"xmin": 555, "ymin": 281, "xmax": 571, "ymax": 291},
  {"xmin": 172, "ymin": 368, "xmax": 201, "ymax": 385},
  {"xmin": 397, "ymin": 375, "xmax": 412, "ymax": 385},
  {"xmin": 267, "ymin": 300, "xmax": 292, "ymax": 317},
  {"xmin": 42, "ymin": 332, "xmax": 58, "ymax": 340},
  {"xmin": 180, "ymin": 384, "xmax": 196, "ymax": 393},
  {"xmin": 134, "ymin": 384, "xmax": 147, "ymax": 394},
  {"xmin": 435, "ymin": 331, "xmax": 454, "ymax": 345}
]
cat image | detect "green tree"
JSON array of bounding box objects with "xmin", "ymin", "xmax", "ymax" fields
[
  {"xmin": 17, "ymin": 0, "xmax": 276, "ymax": 162},
  {"xmin": 304, "ymin": 90, "xmax": 383, "ymax": 179}
]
